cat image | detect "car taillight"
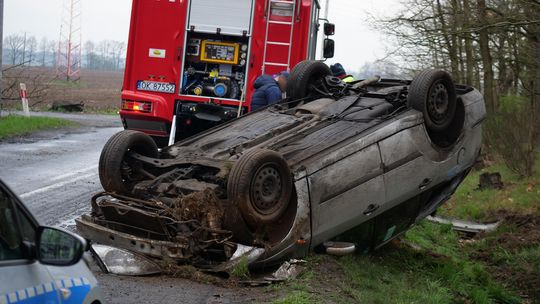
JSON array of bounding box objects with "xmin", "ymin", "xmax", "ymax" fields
[{"xmin": 122, "ymin": 100, "xmax": 153, "ymax": 113}]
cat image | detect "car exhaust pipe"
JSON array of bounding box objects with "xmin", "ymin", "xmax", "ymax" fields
[{"xmin": 352, "ymin": 75, "xmax": 381, "ymax": 89}]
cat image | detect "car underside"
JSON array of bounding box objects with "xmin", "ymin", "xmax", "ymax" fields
[{"xmin": 76, "ymin": 61, "xmax": 486, "ymax": 270}]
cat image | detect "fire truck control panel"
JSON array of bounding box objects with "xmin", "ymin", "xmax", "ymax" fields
[{"xmin": 182, "ymin": 34, "xmax": 249, "ymax": 100}]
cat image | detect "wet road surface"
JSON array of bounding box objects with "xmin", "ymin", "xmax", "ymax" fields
[
  {"xmin": 0, "ymin": 112, "xmax": 266, "ymax": 304},
  {"xmin": 0, "ymin": 113, "xmax": 122, "ymax": 227}
]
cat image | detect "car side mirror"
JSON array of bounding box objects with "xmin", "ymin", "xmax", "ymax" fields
[
  {"xmin": 324, "ymin": 23, "xmax": 335, "ymax": 36},
  {"xmin": 36, "ymin": 227, "xmax": 86, "ymax": 266},
  {"xmin": 323, "ymin": 39, "xmax": 335, "ymax": 59}
]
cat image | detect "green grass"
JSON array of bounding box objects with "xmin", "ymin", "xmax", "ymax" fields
[
  {"xmin": 230, "ymin": 257, "xmax": 250, "ymax": 280},
  {"xmin": 272, "ymin": 291, "xmax": 313, "ymax": 304},
  {"xmin": 271, "ymin": 156, "xmax": 540, "ymax": 303},
  {"xmin": 48, "ymin": 106, "xmax": 120, "ymax": 115},
  {"xmin": 0, "ymin": 115, "xmax": 75, "ymax": 140},
  {"xmin": 441, "ymin": 158, "xmax": 540, "ymax": 221},
  {"xmin": 270, "ymin": 257, "xmax": 328, "ymax": 304},
  {"xmin": 329, "ymin": 219, "xmax": 520, "ymax": 304}
]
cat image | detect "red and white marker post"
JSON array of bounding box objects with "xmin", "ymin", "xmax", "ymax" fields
[{"xmin": 19, "ymin": 83, "xmax": 30, "ymax": 117}]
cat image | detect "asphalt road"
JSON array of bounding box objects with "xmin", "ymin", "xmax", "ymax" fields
[{"xmin": 0, "ymin": 112, "xmax": 266, "ymax": 304}]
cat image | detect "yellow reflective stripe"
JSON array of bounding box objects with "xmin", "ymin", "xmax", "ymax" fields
[{"xmin": 343, "ymin": 76, "xmax": 355, "ymax": 83}]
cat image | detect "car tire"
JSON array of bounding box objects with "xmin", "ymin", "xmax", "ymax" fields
[
  {"xmin": 408, "ymin": 69, "xmax": 457, "ymax": 132},
  {"xmin": 287, "ymin": 60, "xmax": 332, "ymax": 102},
  {"xmin": 99, "ymin": 130, "xmax": 158, "ymax": 194},
  {"xmin": 227, "ymin": 149, "xmax": 293, "ymax": 229}
]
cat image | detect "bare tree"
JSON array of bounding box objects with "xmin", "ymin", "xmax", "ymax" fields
[
  {"xmin": 48, "ymin": 40, "xmax": 57, "ymax": 67},
  {"xmin": 4, "ymin": 34, "xmax": 25, "ymax": 65},
  {"xmin": 110, "ymin": 41, "xmax": 126, "ymax": 70},
  {"xmin": 373, "ymin": 0, "xmax": 540, "ymax": 176},
  {"xmin": 477, "ymin": 0, "xmax": 497, "ymax": 110},
  {"xmin": 84, "ymin": 40, "xmax": 96, "ymax": 69},
  {"xmin": 25, "ymin": 36, "xmax": 37, "ymax": 64},
  {"xmin": 39, "ymin": 37, "xmax": 48, "ymax": 67}
]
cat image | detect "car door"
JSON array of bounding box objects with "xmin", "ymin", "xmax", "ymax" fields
[
  {"xmin": 308, "ymin": 143, "xmax": 386, "ymax": 245},
  {"xmin": 0, "ymin": 185, "xmax": 62, "ymax": 304},
  {"xmin": 374, "ymin": 125, "xmax": 441, "ymax": 245},
  {"xmin": 379, "ymin": 125, "xmax": 441, "ymax": 208}
]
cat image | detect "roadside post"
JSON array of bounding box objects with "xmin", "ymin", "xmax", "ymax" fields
[{"xmin": 19, "ymin": 83, "xmax": 30, "ymax": 117}]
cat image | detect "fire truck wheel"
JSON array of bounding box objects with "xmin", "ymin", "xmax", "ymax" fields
[
  {"xmin": 99, "ymin": 130, "xmax": 158, "ymax": 194},
  {"xmin": 287, "ymin": 60, "xmax": 333, "ymax": 103},
  {"xmin": 227, "ymin": 149, "xmax": 293, "ymax": 229},
  {"xmin": 408, "ymin": 69, "xmax": 457, "ymax": 132}
]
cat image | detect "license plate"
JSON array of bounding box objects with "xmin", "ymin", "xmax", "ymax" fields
[{"xmin": 137, "ymin": 81, "xmax": 176, "ymax": 94}]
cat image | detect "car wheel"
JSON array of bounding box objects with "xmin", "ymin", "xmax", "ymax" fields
[
  {"xmin": 227, "ymin": 149, "xmax": 293, "ymax": 229},
  {"xmin": 287, "ymin": 60, "xmax": 333, "ymax": 103},
  {"xmin": 408, "ymin": 69, "xmax": 457, "ymax": 132},
  {"xmin": 99, "ymin": 130, "xmax": 158, "ymax": 194}
]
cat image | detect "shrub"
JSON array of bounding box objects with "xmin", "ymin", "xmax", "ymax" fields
[{"xmin": 484, "ymin": 95, "xmax": 539, "ymax": 177}]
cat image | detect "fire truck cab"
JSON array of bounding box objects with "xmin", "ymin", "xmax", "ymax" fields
[{"xmin": 120, "ymin": 0, "xmax": 334, "ymax": 145}]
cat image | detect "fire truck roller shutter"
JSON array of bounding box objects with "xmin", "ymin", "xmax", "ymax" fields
[{"xmin": 188, "ymin": 0, "xmax": 255, "ymax": 36}]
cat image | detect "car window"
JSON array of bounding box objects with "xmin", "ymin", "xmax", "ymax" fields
[
  {"xmin": 16, "ymin": 205, "xmax": 36, "ymax": 244},
  {"xmin": 0, "ymin": 189, "xmax": 24, "ymax": 261}
]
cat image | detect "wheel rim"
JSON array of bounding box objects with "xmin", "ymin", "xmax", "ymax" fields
[
  {"xmin": 427, "ymin": 81, "xmax": 450, "ymax": 125},
  {"xmin": 251, "ymin": 164, "xmax": 283, "ymax": 215}
]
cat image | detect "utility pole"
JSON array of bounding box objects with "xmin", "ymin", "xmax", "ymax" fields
[{"xmin": 0, "ymin": 0, "xmax": 4, "ymax": 116}]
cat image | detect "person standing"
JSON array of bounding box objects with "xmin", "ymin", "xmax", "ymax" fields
[{"xmin": 251, "ymin": 71, "xmax": 289, "ymax": 111}]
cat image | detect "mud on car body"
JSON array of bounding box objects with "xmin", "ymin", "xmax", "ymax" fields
[{"xmin": 76, "ymin": 61, "xmax": 486, "ymax": 269}]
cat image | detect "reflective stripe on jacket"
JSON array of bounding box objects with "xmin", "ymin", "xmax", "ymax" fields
[{"xmin": 342, "ymin": 75, "xmax": 355, "ymax": 83}]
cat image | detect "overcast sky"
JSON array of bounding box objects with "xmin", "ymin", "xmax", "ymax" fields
[{"xmin": 4, "ymin": 0, "xmax": 402, "ymax": 72}]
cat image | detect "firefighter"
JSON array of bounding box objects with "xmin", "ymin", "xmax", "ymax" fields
[
  {"xmin": 330, "ymin": 63, "xmax": 355, "ymax": 83},
  {"xmin": 251, "ymin": 71, "xmax": 289, "ymax": 111}
]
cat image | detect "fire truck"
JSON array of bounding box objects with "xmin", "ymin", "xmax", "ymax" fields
[{"xmin": 120, "ymin": 0, "xmax": 335, "ymax": 145}]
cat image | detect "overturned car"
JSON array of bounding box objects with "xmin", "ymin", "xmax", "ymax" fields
[{"xmin": 76, "ymin": 61, "xmax": 485, "ymax": 269}]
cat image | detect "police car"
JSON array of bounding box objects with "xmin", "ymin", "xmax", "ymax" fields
[{"xmin": 0, "ymin": 180, "xmax": 103, "ymax": 304}]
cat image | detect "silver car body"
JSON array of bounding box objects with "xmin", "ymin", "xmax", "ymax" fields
[{"xmin": 77, "ymin": 80, "xmax": 485, "ymax": 268}]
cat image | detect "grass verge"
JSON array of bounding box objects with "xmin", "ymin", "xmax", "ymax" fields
[
  {"xmin": 271, "ymin": 157, "xmax": 539, "ymax": 303},
  {"xmin": 0, "ymin": 115, "xmax": 75, "ymax": 140}
]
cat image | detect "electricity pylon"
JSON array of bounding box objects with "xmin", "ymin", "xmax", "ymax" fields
[{"xmin": 56, "ymin": 0, "xmax": 82, "ymax": 81}]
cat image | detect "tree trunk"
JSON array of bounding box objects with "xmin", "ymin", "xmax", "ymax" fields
[
  {"xmin": 477, "ymin": 0, "xmax": 496, "ymax": 111},
  {"xmin": 525, "ymin": 3, "xmax": 540, "ymax": 176},
  {"xmin": 462, "ymin": 0, "xmax": 476, "ymax": 85},
  {"xmin": 436, "ymin": 0, "xmax": 460, "ymax": 76}
]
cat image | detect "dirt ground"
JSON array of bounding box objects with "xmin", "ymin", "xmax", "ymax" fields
[
  {"xmin": 1, "ymin": 67, "xmax": 123, "ymax": 111},
  {"xmin": 475, "ymin": 211, "xmax": 540, "ymax": 301}
]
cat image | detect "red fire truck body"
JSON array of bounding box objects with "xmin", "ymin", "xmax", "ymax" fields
[{"xmin": 120, "ymin": 0, "xmax": 329, "ymax": 143}]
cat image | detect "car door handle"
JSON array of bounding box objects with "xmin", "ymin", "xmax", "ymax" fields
[
  {"xmin": 363, "ymin": 204, "xmax": 380, "ymax": 216},
  {"xmin": 418, "ymin": 178, "xmax": 432, "ymax": 190}
]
